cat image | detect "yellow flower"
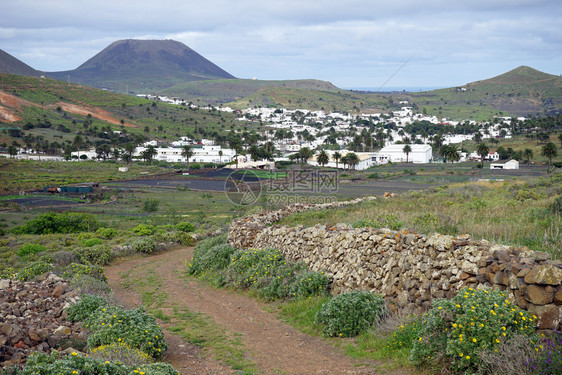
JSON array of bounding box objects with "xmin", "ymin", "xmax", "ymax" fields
[
  {"xmin": 466, "ymin": 355, "xmax": 470, "ymax": 360},
  {"xmin": 459, "ymin": 353, "xmax": 464, "ymax": 357},
  {"xmin": 472, "ymin": 338, "xmax": 477, "ymax": 343},
  {"xmin": 72, "ymin": 352, "xmax": 77, "ymax": 356}
]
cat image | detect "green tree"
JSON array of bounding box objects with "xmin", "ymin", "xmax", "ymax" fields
[
  {"xmin": 476, "ymin": 143, "xmax": 489, "ymax": 168},
  {"xmin": 333, "ymin": 151, "xmax": 342, "ymax": 168},
  {"xmin": 123, "ymin": 143, "xmax": 136, "ymax": 165},
  {"xmin": 298, "ymin": 147, "xmax": 313, "ymax": 165},
  {"xmin": 142, "ymin": 145, "xmax": 157, "ymax": 164},
  {"xmin": 541, "ymin": 142, "xmax": 558, "ymax": 174},
  {"xmin": 402, "ymin": 144, "xmax": 412, "ymax": 163},
  {"xmin": 181, "ymin": 145, "xmax": 194, "ymax": 170},
  {"xmin": 344, "ymin": 152, "xmax": 360, "ymax": 170},
  {"xmin": 7, "ymin": 145, "xmax": 17, "ymax": 158},
  {"xmin": 316, "ymin": 149, "xmax": 329, "ymax": 167}
]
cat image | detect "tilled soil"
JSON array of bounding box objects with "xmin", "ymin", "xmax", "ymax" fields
[{"xmin": 105, "ymin": 247, "xmax": 402, "ymax": 375}]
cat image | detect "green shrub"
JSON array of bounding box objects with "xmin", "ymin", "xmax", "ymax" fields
[
  {"xmin": 16, "ymin": 261, "xmax": 53, "ymax": 281},
  {"xmin": 132, "ymin": 224, "xmax": 155, "ymax": 236},
  {"xmin": 69, "ymin": 274, "xmax": 112, "ymax": 297},
  {"xmin": 410, "ymin": 288, "xmax": 538, "ymax": 373},
  {"xmin": 174, "ymin": 231, "xmax": 194, "ymax": 246},
  {"xmin": 85, "ymin": 305, "xmax": 167, "ymax": 359},
  {"xmin": 20, "ymin": 351, "xmax": 179, "ymax": 375},
  {"xmin": 188, "ymin": 242, "xmax": 236, "ymax": 276},
  {"xmin": 386, "ymin": 317, "xmax": 423, "ymax": 352},
  {"xmin": 81, "ymin": 237, "xmax": 103, "ymax": 247},
  {"xmin": 63, "ymin": 263, "xmax": 107, "ymax": 282},
  {"xmin": 175, "ymin": 221, "xmax": 195, "ymax": 233},
  {"xmin": 289, "ymin": 270, "xmax": 330, "ymax": 299},
  {"xmin": 17, "ymin": 243, "xmax": 47, "ymax": 257},
  {"xmin": 96, "ymin": 227, "xmax": 119, "ymax": 239},
  {"xmin": 315, "ymin": 291, "xmax": 387, "ymax": 337},
  {"xmin": 222, "ymin": 247, "xmax": 330, "ymax": 301},
  {"xmin": 67, "ymin": 294, "xmax": 109, "ymax": 322},
  {"xmin": 11, "ymin": 212, "xmax": 99, "ymax": 234},
  {"xmin": 130, "ymin": 238, "xmax": 156, "ymax": 254},
  {"xmin": 74, "ymin": 244, "xmax": 112, "ymax": 265},
  {"xmin": 50, "ymin": 250, "xmax": 80, "ymax": 267},
  {"xmin": 89, "ymin": 342, "xmax": 153, "ymax": 366}
]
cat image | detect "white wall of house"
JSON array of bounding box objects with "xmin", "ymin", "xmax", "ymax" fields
[{"xmin": 373, "ymin": 144, "xmax": 432, "ymax": 164}]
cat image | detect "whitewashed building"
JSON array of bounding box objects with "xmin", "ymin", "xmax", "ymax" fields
[
  {"xmin": 490, "ymin": 159, "xmax": 519, "ymax": 170},
  {"xmin": 372, "ymin": 144, "xmax": 432, "ymax": 164}
]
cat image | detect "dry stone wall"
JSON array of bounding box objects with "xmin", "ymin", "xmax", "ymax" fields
[{"xmin": 228, "ymin": 197, "xmax": 562, "ymax": 331}]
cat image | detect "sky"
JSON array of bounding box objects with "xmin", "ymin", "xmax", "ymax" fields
[{"xmin": 2, "ymin": 0, "xmax": 562, "ymax": 90}]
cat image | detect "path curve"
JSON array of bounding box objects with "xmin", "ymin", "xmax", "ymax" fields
[{"xmin": 105, "ymin": 246, "xmax": 383, "ymax": 375}]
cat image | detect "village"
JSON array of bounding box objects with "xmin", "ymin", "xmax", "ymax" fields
[{"xmin": 55, "ymin": 97, "xmax": 522, "ymax": 170}]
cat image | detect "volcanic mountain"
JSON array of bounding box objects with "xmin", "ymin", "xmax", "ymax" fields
[
  {"xmin": 46, "ymin": 39, "xmax": 235, "ymax": 93},
  {"xmin": 0, "ymin": 49, "xmax": 41, "ymax": 77}
]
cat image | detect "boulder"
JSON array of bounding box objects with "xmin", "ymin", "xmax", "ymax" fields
[{"xmin": 524, "ymin": 264, "xmax": 562, "ymax": 285}]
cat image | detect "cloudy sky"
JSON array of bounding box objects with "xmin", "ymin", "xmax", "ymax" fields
[{"xmin": 3, "ymin": 0, "xmax": 561, "ymax": 89}]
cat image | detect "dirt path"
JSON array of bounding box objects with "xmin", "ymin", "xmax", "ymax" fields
[{"xmin": 105, "ymin": 247, "xmax": 388, "ymax": 375}]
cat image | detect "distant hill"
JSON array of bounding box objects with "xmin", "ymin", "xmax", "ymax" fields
[
  {"xmin": 159, "ymin": 78, "xmax": 342, "ymax": 105},
  {"xmin": 407, "ymin": 66, "xmax": 562, "ymax": 118},
  {"xmin": 47, "ymin": 39, "xmax": 236, "ymax": 93},
  {"xmin": 0, "ymin": 49, "xmax": 41, "ymax": 77}
]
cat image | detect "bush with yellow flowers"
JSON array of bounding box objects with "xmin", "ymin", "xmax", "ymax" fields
[
  {"xmin": 84, "ymin": 305, "xmax": 167, "ymax": 359},
  {"xmin": 17, "ymin": 351, "xmax": 178, "ymax": 375},
  {"xmin": 410, "ymin": 287, "xmax": 538, "ymax": 373}
]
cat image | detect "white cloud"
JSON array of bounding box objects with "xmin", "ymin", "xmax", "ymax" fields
[{"xmin": 2, "ymin": 0, "xmax": 561, "ymax": 87}]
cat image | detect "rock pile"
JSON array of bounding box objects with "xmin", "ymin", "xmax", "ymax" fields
[
  {"xmin": 0, "ymin": 273, "xmax": 88, "ymax": 367},
  {"xmin": 228, "ymin": 196, "xmax": 562, "ymax": 331}
]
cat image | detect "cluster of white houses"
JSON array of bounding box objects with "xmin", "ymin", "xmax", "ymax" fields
[{"xmin": 69, "ymin": 140, "xmax": 436, "ymax": 170}]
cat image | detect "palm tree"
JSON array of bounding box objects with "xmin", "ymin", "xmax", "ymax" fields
[
  {"xmin": 218, "ymin": 150, "xmax": 223, "ymax": 163},
  {"xmin": 143, "ymin": 145, "xmax": 157, "ymax": 164},
  {"xmin": 476, "ymin": 143, "xmax": 489, "ymax": 168},
  {"xmin": 345, "ymin": 152, "xmax": 360, "ymax": 170},
  {"xmin": 402, "ymin": 144, "xmax": 412, "ymax": 163},
  {"xmin": 181, "ymin": 145, "xmax": 194, "ymax": 170},
  {"xmin": 298, "ymin": 147, "xmax": 313, "ymax": 165},
  {"xmin": 124, "ymin": 143, "xmax": 136, "ymax": 165},
  {"xmin": 333, "ymin": 151, "xmax": 342, "ymax": 168},
  {"xmin": 541, "ymin": 142, "xmax": 558, "ymax": 174},
  {"xmin": 316, "ymin": 149, "xmax": 329, "ymax": 167},
  {"xmin": 445, "ymin": 145, "xmax": 460, "ymax": 166}
]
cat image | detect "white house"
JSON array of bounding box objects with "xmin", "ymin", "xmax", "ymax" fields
[
  {"xmin": 136, "ymin": 145, "xmax": 235, "ymax": 164},
  {"xmin": 307, "ymin": 150, "xmax": 375, "ymax": 171},
  {"xmin": 490, "ymin": 159, "xmax": 519, "ymax": 170},
  {"xmin": 372, "ymin": 144, "xmax": 432, "ymax": 164}
]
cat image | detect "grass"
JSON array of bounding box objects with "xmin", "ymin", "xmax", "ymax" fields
[
  {"xmin": 0, "ymin": 158, "xmax": 171, "ymax": 194},
  {"xmin": 277, "ymin": 174, "xmax": 562, "ymax": 259}
]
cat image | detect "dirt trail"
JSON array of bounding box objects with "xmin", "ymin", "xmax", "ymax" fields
[{"xmin": 105, "ymin": 246, "xmax": 388, "ymax": 375}]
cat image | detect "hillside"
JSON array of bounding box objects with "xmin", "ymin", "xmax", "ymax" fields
[
  {"xmin": 0, "ymin": 73, "xmax": 254, "ymax": 153},
  {"xmin": 0, "ymin": 49, "xmax": 41, "ymax": 77},
  {"xmin": 406, "ymin": 66, "xmax": 562, "ymax": 119},
  {"xmin": 159, "ymin": 78, "xmax": 342, "ymax": 105},
  {"xmin": 47, "ymin": 39, "xmax": 236, "ymax": 93}
]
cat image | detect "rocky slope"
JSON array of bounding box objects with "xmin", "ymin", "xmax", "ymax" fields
[{"xmin": 0, "ymin": 273, "xmax": 87, "ymax": 367}]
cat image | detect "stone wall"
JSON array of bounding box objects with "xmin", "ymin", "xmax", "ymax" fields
[{"xmin": 228, "ymin": 197, "xmax": 562, "ymax": 331}]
